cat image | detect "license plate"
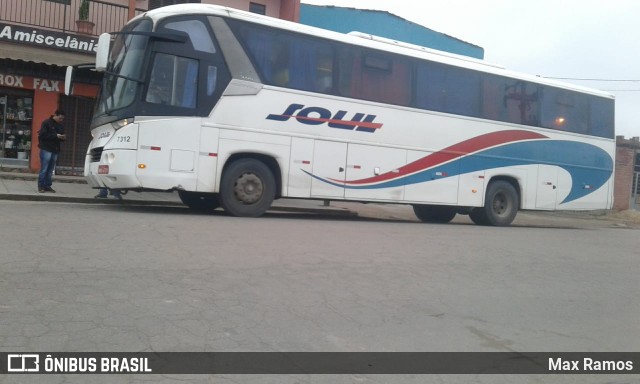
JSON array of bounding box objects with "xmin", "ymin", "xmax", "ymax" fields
[{"xmin": 98, "ymin": 165, "xmax": 109, "ymax": 174}]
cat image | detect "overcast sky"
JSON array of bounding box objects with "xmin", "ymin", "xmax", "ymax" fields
[{"xmin": 302, "ymin": 0, "xmax": 640, "ymax": 139}]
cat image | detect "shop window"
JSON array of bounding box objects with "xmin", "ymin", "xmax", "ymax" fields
[
  {"xmin": 0, "ymin": 89, "xmax": 34, "ymax": 162},
  {"xmin": 250, "ymin": 2, "xmax": 266, "ymax": 15}
]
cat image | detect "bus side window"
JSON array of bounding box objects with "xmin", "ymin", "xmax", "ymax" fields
[
  {"xmin": 287, "ymin": 39, "xmax": 333, "ymax": 93},
  {"xmin": 416, "ymin": 62, "xmax": 480, "ymax": 118},
  {"xmin": 339, "ymin": 47, "xmax": 410, "ymax": 106},
  {"xmin": 590, "ymin": 97, "xmax": 614, "ymax": 138},
  {"xmin": 541, "ymin": 88, "xmax": 588, "ymax": 134},
  {"xmin": 480, "ymin": 76, "xmax": 540, "ymax": 127},
  {"xmin": 315, "ymin": 53, "xmax": 333, "ymax": 93},
  {"xmin": 230, "ymin": 20, "xmax": 334, "ymax": 94},
  {"xmin": 270, "ymin": 40, "xmax": 290, "ymax": 87}
]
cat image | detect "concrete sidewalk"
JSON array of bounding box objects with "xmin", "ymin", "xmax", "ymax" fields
[{"xmin": 0, "ymin": 170, "xmax": 355, "ymax": 216}]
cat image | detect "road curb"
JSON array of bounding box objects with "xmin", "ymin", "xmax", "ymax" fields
[
  {"xmin": 0, "ymin": 193, "xmax": 357, "ymax": 216},
  {"xmin": 0, "ymin": 193, "xmax": 184, "ymax": 206},
  {"xmin": 0, "ymin": 172, "xmax": 87, "ymax": 184}
]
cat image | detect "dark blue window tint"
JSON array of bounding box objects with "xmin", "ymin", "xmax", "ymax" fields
[
  {"xmin": 230, "ymin": 21, "xmax": 333, "ymax": 94},
  {"xmin": 416, "ymin": 62, "xmax": 480, "ymax": 118},
  {"xmin": 541, "ymin": 88, "xmax": 589, "ymax": 135},
  {"xmin": 481, "ymin": 76, "xmax": 541, "ymax": 126},
  {"xmin": 590, "ymin": 97, "xmax": 615, "ymax": 138},
  {"xmin": 338, "ymin": 47, "xmax": 411, "ymax": 106},
  {"xmin": 228, "ymin": 19, "xmax": 613, "ymax": 139}
]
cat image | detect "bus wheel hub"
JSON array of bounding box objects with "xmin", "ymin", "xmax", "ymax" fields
[{"xmin": 234, "ymin": 173, "xmax": 263, "ymax": 204}]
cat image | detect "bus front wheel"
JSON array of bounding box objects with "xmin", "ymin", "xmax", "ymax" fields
[
  {"xmin": 219, "ymin": 159, "xmax": 276, "ymax": 217},
  {"xmin": 413, "ymin": 205, "xmax": 457, "ymax": 223},
  {"xmin": 470, "ymin": 180, "xmax": 519, "ymax": 226},
  {"xmin": 178, "ymin": 191, "xmax": 219, "ymax": 212}
]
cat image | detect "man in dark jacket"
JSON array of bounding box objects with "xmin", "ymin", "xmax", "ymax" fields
[{"xmin": 37, "ymin": 109, "xmax": 66, "ymax": 193}]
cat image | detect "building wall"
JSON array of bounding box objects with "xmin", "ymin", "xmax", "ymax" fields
[
  {"xmin": 614, "ymin": 136, "xmax": 640, "ymax": 210},
  {"xmin": 136, "ymin": 0, "xmax": 298, "ymax": 21},
  {"xmin": 299, "ymin": 4, "xmax": 483, "ymax": 59},
  {"xmin": 199, "ymin": 0, "xmax": 282, "ymax": 18}
]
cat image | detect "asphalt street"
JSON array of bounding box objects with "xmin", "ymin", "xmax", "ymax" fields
[{"xmin": 0, "ymin": 200, "xmax": 638, "ymax": 383}]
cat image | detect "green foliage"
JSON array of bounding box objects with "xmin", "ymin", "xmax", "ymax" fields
[{"xmin": 78, "ymin": 0, "xmax": 90, "ymax": 21}]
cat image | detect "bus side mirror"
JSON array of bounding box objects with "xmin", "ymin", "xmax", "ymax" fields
[
  {"xmin": 65, "ymin": 66, "xmax": 74, "ymax": 96},
  {"xmin": 96, "ymin": 33, "xmax": 111, "ymax": 72}
]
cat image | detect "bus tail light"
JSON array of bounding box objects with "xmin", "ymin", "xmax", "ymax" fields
[{"xmin": 98, "ymin": 165, "xmax": 109, "ymax": 174}]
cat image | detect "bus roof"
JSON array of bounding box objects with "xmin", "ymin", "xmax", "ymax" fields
[{"xmin": 138, "ymin": 4, "xmax": 613, "ymax": 100}]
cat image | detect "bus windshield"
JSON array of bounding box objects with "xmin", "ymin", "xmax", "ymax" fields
[{"xmin": 94, "ymin": 19, "xmax": 153, "ymax": 118}]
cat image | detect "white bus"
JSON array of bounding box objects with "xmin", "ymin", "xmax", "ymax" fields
[{"xmin": 76, "ymin": 3, "xmax": 615, "ymax": 226}]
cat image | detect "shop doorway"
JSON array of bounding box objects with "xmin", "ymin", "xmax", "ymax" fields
[{"xmin": 56, "ymin": 96, "xmax": 95, "ymax": 175}]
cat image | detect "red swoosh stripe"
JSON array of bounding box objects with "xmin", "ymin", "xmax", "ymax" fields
[{"xmin": 330, "ymin": 130, "xmax": 547, "ymax": 185}]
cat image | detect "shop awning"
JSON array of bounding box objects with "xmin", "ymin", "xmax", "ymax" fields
[{"xmin": 0, "ymin": 43, "xmax": 94, "ymax": 67}]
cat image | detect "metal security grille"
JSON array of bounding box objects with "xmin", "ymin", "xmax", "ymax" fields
[
  {"xmin": 56, "ymin": 95, "xmax": 95, "ymax": 175},
  {"xmin": 634, "ymin": 153, "xmax": 640, "ymax": 210},
  {"xmin": 633, "ymin": 172, "xmax": 640, "ymax": 210}
]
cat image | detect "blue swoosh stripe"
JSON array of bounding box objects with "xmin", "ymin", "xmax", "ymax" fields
[{"xmin": 307, "ymin": 140, "xmax": 613, "ymax": 204}]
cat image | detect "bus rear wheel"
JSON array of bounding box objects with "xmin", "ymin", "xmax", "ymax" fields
[
  {"xmin": 413, "ymin": 205, "xmax": 457, "ymax": 223},
  {"xmin": 219, "ymin": 159, "xmax": 276, "ymax": 217},
  {"xmin": 470, "ymin": 180, "xmax": 519, "ymax": 226},
  {"xmin": 178, "ymin": 191, "xmax": 219, "ymax": 212}
]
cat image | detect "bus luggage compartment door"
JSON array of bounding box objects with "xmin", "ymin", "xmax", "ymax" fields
[
  {"xmin": 535, "ymin": 164, "xmax": 559, "ymax": 209},
  {"xmin": 310, "ymin": 140, "xmax": 347, "ymax": 199},
  {"xmin": 344, "ymin": 144, "xmax": 406, "ymax": 201}
]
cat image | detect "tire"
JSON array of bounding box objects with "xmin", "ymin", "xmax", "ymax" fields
[
  {"xmin": 468, "ymin": 208, "xmax": 489, "ymax": 225},
  {"xmin": 219, "ymin": 159, "xmax": 276, "ymax": 217},
  {"xmin": 178, "ymin": 191, "xmax": 219, "ymax": 212},
  {"xmin": 472, "ymin": 180, "xmax": 519, "ymax": 226},
  {"xmin": 413, "ymin": 204, "xmax": 457, "ymax": 224}
]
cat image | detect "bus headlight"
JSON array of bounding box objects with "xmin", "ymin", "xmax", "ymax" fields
[
  {"xmin": 111, "ymin": 118, "xmax": 132, "ymax": 130},
  {"xmin": 107, "ymin": 152, "xmax": 116, "ymax": 164}
]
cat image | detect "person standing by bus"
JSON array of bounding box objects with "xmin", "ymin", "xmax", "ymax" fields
[
  {"xmin": 94, "ymin": 187, "xmax": 123, "ymax": 200},
  {"xmin": 37, "ymin": 109, "xmax": 66, "ymax": 193}
]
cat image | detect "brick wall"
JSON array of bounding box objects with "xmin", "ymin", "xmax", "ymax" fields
[{"xmin": 614, "ymin": 136, "xmax": 640, "ymax": 210}]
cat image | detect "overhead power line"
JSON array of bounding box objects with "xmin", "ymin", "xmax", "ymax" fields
[{"xmin": 543, "ymin": 77, "xmax": 640, "ymax": 82}]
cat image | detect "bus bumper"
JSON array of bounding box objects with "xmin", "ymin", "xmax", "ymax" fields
[{"xmin": 85, "ymin": 149, "xmax": 142, "ymax": 189}]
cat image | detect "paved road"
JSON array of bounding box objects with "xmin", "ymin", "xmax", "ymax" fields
[{"xmin": 1, "ymin": 200, "xmax": 638, "ymax": 383}]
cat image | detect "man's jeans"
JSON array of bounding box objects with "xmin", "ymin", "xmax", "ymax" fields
[{"xmin": 38, "ymin": 149, "xmax": 58, "ymax": 188}]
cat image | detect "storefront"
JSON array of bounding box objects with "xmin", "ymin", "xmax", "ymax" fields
[{"xmin": 0, "ymin": 23, "xmax": 102, "ymax": 174}]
